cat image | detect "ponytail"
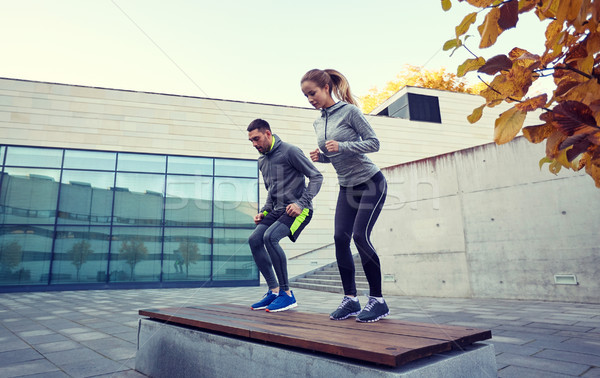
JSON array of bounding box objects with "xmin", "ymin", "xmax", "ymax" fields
[{"xmin": 301, "ymin": 69, "xmax": 358, "ymax": 106}]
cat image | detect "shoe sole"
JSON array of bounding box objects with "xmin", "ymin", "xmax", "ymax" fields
[
  {"xmin": 329, "ymin": 310, "xmax": 361, "ymax": 320},
  {"xmin": 266, "ymin": 302, "xmax": 298, "ymax": 312},
  {"xmin": 251, "ymin": 306, "xmax": 268, "ymax": 310},
  {"xmin": 356, "ymin": 311, "xmax": 390, "ymax": 323}
]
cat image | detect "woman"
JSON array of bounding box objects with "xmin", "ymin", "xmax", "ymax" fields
[{"xmin": 301, "ymin": 69, "xmax": 388, "ymax": 322}]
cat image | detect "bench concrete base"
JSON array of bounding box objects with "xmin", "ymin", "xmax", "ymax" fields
[{"xmin": 135, "ymin": 318, "xmax": 496, "ymax": 377}]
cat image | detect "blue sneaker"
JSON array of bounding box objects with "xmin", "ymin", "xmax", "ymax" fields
[
  {"xmin": 356, "ymin": 296, "xmax": 389, "ymax": 323},
  {"xmin": 266, "ymin": 291, "xmax": 297, "ymax": 312},
  {"xmin": 251, "ymin": 290, "xmax": 278, "ymax": 310}
]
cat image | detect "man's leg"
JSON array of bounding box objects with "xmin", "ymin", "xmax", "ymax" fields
[
  {"xmin": 248, "ymin": 223, "xmax": 279, "ymax": 291},
  {"xmin": 263, "ymin": 221, "xmax": 292, "ymax": 292}
]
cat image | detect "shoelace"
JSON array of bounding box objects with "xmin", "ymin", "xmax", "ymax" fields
[
  {"xmin": 337, "ymin": 296, "xmax": 352, "ymax": 309},
  {"xmin": 363, "ymin": 297, "xmax": 378, "ymax": 312}
]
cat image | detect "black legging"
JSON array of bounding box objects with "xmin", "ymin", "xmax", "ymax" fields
[{"xmin": 334, "ymin": 171, "xmax": 387, "ymax": 297}]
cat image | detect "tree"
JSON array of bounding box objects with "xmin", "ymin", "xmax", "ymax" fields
[
  {"xmin": 177, "ymin": 240, "xmax": 200, "ymax": 276},
  {"xmin": 67, "ymin": 240, "xmax": 94, "ymax": 281},
  {"xmin": 359, "ymin": 64, "xmax": 485, "ymax": 113},
  {"xmin": 0, "ymin": 241, "xmax": 23, "ymax": 273},
  {"xmin": 443, "ymin": 0, "xmax": 600, "ymax": 187},
  {"xmin": 119, "ymin": 237, "xmax": 148, "ymax": 281}
]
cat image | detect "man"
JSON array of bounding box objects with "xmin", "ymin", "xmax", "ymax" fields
[{"xmin": 247, "ymin": 119, "xmax": 323, "ymax": 312}]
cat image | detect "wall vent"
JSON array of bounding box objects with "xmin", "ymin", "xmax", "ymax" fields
[{"xmin": 553, "ymin": 274, "xmax": 578, "ymax": 285}]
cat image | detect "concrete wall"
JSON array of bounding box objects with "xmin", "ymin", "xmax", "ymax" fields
[
  {"xmin": 374, "ymin": 136, "xmax": 600, "ymax": 303},
  {"xmin": 1, "ymin": 77, "xmax": 536, "ymax": 261}
]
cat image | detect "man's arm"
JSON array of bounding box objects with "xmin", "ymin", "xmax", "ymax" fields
[{"xmin": 287, "ymin": 146, "xmax": 323, "ymax": 210}]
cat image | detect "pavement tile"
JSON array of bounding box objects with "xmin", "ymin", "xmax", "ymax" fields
[
  {"xmin": 496, "ymin": 352, "xmax": 590, "ymax": 376},
  {"xmin": 59, "ymin": 356, "xmax": 130, "ymax": 377},
  {"xmin": 0, "ymin": 359, "xmax": 61, "ymax": 378},
  {"xmin": 44, "ymin": 347, "xmax": 105, "ymax": 366},
  {"xmin": 14, "ymin": 370, "xmax": 70, "ymax": 378},
  {"xmin": 534, "ymin": 349, "xmax": 600, "ymax": 367},
  {"xmin": 582, "ymin": 367, "xmax": 600, "ymax": 377},
  {"xmin": 33, "ymin": 340, "xmax": 80, "ymax": 354},
  {"xmin": 24, "ymin": 333, "xmax": 71, "ymax": 345},
  {"xmin": 498, "ymin": 365, "xmax": 578, "ymax": 377},
  {"xmin": 69, "ymin": 331, "xmax": 111, "ymax": 342},
  {"xmin": 0, "ymin": 348, "xmax": 44, "ymax": 367}
]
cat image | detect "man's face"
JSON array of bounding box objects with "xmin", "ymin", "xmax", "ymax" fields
[{"xmin": 248, "ymin": 129, "xmax": 272, "ymax": 154}]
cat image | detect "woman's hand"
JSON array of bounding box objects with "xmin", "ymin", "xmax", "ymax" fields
[
  {"xmin": 325, "ymin": 140, "xmax": 339, "ymax": 153},
  {"xmin": 309, "ymin": 148, "xmax": 320, "ymax": 162}
]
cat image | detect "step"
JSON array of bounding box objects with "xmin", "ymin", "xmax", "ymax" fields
[{"xmin": 292, "ymin": 282, "xmax": 370, "ymax": 295}]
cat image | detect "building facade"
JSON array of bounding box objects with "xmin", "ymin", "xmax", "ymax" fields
[{"xmin": 0, "ymin": 78, "xmax": 534, "ymax": 292}]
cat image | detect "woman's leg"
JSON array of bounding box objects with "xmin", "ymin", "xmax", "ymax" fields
[
  {"xmin": 248, "ymin": 223, "xmax": 279, "ymax": 290},
  {"xmin": 352, "ymin": 172, "xmax": 387, "ymax": 297},
  {"xmin": 334, "ymin": 186, "xmax": 360, "ymax": 297}
]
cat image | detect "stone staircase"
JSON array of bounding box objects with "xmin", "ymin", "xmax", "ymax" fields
[{"xmin": 291, "ymin": 254, "xmax": 369, "ymax": 294}]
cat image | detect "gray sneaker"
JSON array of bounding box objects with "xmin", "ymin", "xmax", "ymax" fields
[
  {"xmin": 330, "ymin": 296, "xmax": 361, "ymax": 320},
  {"xmin": 356, "ymin": 296, "xmax": 389, "ymax": 323}
]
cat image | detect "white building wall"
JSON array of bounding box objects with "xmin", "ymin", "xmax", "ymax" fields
[
  {"xmin": 0, "ymin": 78, "xmax": 539, "ymax": 260},
  {"xmin": 374, "ymin": 136, "xmax": 600, "ymax": 303}
]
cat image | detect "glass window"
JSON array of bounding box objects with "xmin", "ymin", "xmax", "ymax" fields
[
  {"xmin": 214, "ymin": 159, "xmax": 257, "ymax": 178},
  {"xmin": 58, "ymin": 171, "xmax": 115, "ymax": 226},
  {"xmin": 51, "ymin": 226, "xmax": 110, "ymax": 284},
  {"xmin": 167, "ymin": 156, "xmax": 213, "ymax": 176},
  {"xmin": 213, "ymin": 178, "xmax": 258, "ymax": 228},
  {"xmin": 165, "ymin": 175, "xmax": 212, "ymax": 227},
  {"xmin": 117, "ymin": 153, "xmax": 166, "ymax": 173},
  {"xmin": 0, "ymin": 168, "xmax": 60, "ymax": 225},
  {"xmin": 163, "ymin": 228, "xmax": 211, "ymax": 281},
  {"xmin": 5, "ymin": 146, "xmax": 63, "ymax": 168},
  {"xmin": 63, "ymin": 150, "xmax": 116, "ymax": 171},
  {"xmin": 109, "ymin": 227, "xmax": 162, "ymax": 283},
  {"xmin": 0, "ymin": 225, "xmax": 53, "ymax": 285},
  {"xmin": 0, "ymin": 146, "xmax": 5, "ymax": 166},
  {"xmin": 113, "ymin": 173, "xmax": 164, "ymax": 226},
  {"xmin": 212, "ymin": 228, "xmax": 256, "ymax": 281}
]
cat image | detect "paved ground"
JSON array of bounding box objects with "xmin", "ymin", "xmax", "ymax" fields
[{"xmin": 0, "ymin": 286, "xmax": 598, "ymax": 377}]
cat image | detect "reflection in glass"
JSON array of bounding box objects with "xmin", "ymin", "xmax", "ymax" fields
[
  {"xmin": 163, "ymin": 228, "xmax": 211, "ymax": 281},
  {"xmin": 51, "ymin": 227, "xmax": 110, "ymax": 283},
  {"xmin": 0, "ymin": 225, "xmax": 53, "ymax": 285},
  {"xmin": 212, "ymin": 228, "xmax": 256, "ymax": 281},
  {"xmin": 165, "ymin": 175, "xmax": 212, "ymax": 227},
  {"xmin": 58, "ymin": 171, "xmax": 115, "ymax": 225},
  {"xmin": 4, "ymin": 146, "xmax": 63, "ymax": 168},
  {"xmin": 213, "ymin": 178, "xmax": 257, "ymax": 228},
  {"xmin": 64, "ymin": 150, "xmax": 116, "ymax": 171},
  {"xmin": 0, "ymin": 168, "xmax": 60, "ymax": 225},
  {"xmin": 167, "ymin": 156, "xmax": 213, "ymax": 176},
  {"xmin": 118, "ymin": 153, "xmax": 166, "ymax": 173},
  {"xmin": 215, "ymin": 159, "xmax": 257, "ymax": 178},
  {"xmin": 109, "ymin": 227, "xmax": 162, "ymax": 282},
  {"xmin": 113, "ymin": 173, "xmax": 164, "ymax": 226}
]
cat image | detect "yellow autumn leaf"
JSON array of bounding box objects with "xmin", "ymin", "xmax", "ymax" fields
[
  {"xmin": 539, "ymin": 156, "xmax": 554, "ymax": 170},
  {"xmin": 467, "ymin": 104, "xmax": 485, "ymax": 123},
  {"xmin": 478, "ymin": 7, "xmax": 502, "ymax": 48},
  {"xmin": 455, "ymin": 12, "xmax": 477, "ymax": 37},
  {"xmin": 441, "ymin": 0, "xmax": 452, "ymax": 11},
  {"xmin": 494, "ymin": 106, "xmax": 527, "ymax": 144},
  {"xmin": 457, "ymin": 57, "xmax": 486, "ymax": 77},
  {"xmin": 443, "ymin": 38, "xmax": 462, "ymax": 51}
]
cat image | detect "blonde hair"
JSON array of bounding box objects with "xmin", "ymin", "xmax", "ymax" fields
[{"xmin": 301, "ymin": 69, "xmax": 358, "ymax": 106}]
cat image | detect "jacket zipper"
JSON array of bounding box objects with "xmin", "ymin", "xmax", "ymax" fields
[{"xmin": 324, "ymin": 110, "xmax": 328, "ymax": 140}]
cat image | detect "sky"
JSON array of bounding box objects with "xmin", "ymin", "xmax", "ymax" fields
[{"xmin": 1, "ymin": 0, "xmax": 552, "ymax": 109}]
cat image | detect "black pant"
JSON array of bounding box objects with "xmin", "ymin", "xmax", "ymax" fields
[{"xmin": 334, "ymin": 171, "xmax": 387, "ymax": 297}]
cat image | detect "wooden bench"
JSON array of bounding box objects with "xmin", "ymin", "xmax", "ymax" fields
[{"xmin": 136, "ymin": 304, "xmax": 496, "ymax": 377}]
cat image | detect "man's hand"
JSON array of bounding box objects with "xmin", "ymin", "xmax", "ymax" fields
[
  {"xmin": 286, "ymin": 203, "xmax": 302, "ymax": 217},
  {"xmin": 309, "ymin": 148, "xmax": 320, "ymax": 162},
  {"xmin": 325, "ymin": 140, "xmax": 339, "ymax": 153},
  {"xmin": 254, "ymin": 213, "xmax": 265, "ymax": 225}
]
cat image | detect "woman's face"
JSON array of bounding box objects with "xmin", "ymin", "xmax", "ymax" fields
[{"xmin": 301, "ymin": 80, "xmax": 334, "ymax": 109}]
